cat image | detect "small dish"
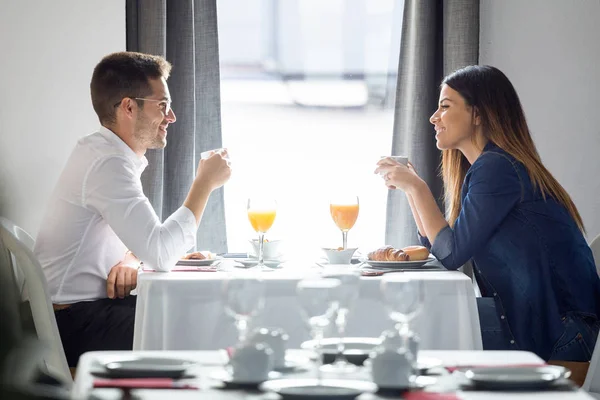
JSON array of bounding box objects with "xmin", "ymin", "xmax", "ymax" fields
[
  {"xmin": 322, "ymin": 248, "xmax": 358, "ymax": 264},
  {"xmin": 260, "ymin": 378, "xmax": 377, "ymax": 399},
  {"xmin": 102, "ymin": 356, "xmax": 197, "ymax": 379},
  {"xmin": 210, "ymin": 368, "xmax": 282, "ymax": 389}
]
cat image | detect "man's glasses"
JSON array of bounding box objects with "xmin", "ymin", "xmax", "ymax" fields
[{"xmin": 113, "ymin": 97, "xmax": 172, "ymax": 115}]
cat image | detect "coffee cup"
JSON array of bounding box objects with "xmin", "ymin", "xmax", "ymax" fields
[
  {"xmin": 247, "ymin": 327, "xmax": 289, "ymax": 369},
  {"xmin": 379, "ymin": 329, "xmax": 420, "ymax": 370},
  {"xmin": 229, "ymin": 342, "xmax": 273, "ymax": 382},
  {"xmin": 370, "ymin": 347, "xmax": 414, "ymax": 389},
  {"xmin": 201, "ymin": 148, "xmax": 228, "ymax": 160},
  {"xmin": 382, "ymin": 156, "xmax": 408, "ymax": 165}
]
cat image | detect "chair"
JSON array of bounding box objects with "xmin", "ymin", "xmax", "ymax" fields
[
  {"xmin": 0, "ymin": 218, "xmax": 72, "ymax": 388},
  {"xmin": 583, "ymin": 329, "xmax": 600, "ymax": 396},
  {"xmin": 591, "ymin": 234, "xmax": 600, "ymax": 277}
]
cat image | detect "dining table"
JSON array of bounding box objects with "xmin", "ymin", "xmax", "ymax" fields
[
  {"xmin": 132, "ymin": 259, "xmax": 482, "ymax": 351},
  {"xmin": 72, "ymin": 349, "xmax": 596, "ymax": 399}
]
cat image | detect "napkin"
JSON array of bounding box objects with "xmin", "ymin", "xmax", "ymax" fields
[
  {"xmin": 445, "ymin": 363, "xmax": 546, "ymax": 373},
  {"xmin": 93, "ymin": 378, "xmax": 198, "ymax": 389},
  {"xmin": 142, "ymin": 267, "xmax": 217, "ymax": 272},
  {"xmin": 404, "ymin": 393, "xmax": 460, "ymax": 400}
]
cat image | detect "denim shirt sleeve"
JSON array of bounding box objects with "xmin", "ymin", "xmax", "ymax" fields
[
  {"xmin": 431, "ymin": 152, "xmax": 522, "ymax": 270},
  {"xmin": 418, "ymin": 232, "xmax": 432, "ymax": 250}
]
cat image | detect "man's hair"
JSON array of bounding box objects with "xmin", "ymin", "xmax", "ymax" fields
[{"xmin": 90, "ymin": 51, "xmax": 172, "ymax": 125}]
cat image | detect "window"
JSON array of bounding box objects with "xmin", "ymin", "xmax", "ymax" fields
[{"xmin": 217, "ymin": 0, "xmax": 403, "ymax": 257}]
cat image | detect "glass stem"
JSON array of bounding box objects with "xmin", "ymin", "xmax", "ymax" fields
[
  {"xmin": 342, "ymin": 231, "xmax": 348, "ymax": 250},
  {"xmin": 258, "ymin": 232, "xmax": 265, "ymax": 268},
  {"xmin": 235, "ymin": 318, "xmax": 248, "ymax": 343},
  {"xmin": 313, "ymin": 328, "xmax": 324, "ymax": 384},
  {"xmin": 334, "ymin": 309, "xmax": 348, "ymax": 364}
]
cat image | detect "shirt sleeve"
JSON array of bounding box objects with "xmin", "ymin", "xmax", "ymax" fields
[
  {"xmin": 430, "ymin": 152, "xmax": 523, "ymax": 270},
  {"xmin": 418, "ymin": 232, "xmax": 432, "ymax": 250},
  {"xmin": 83, "ymin": 155, "xmax": 197, "ymax": 271}
]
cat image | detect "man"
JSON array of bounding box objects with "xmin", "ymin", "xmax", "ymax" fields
[{"xmin": 34, "ymin": 52, "xmax": 231, "ymax": 367}]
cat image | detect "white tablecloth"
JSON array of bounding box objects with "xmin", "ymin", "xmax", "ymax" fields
[
  {"xmin": 133, "ymin": 266, "xmax": 482, "ymax": 351},
  {"xmin": 72, "ymin": 350, "xmax": 595, "ymax": 400}
]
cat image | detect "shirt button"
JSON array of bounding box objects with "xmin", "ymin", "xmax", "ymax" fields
[
  {"xmin": 500, "ymin": 315, "xmax": 505, "ymax": 319},
  {"xmin": 510, "ymin": 340, "xmax": 515, "ymax": 344},
  {"xmin": 493, "ymin": 292, "xmax": 497, "ymax": 296}
]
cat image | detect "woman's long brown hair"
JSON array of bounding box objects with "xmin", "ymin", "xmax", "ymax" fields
[{"xmin": 441, "ymin": 65, "xmax": 585, "ymax": 232}]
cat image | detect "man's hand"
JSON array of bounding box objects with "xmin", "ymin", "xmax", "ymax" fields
[
  {"xmin": 195, "ymin": 149, "xmax": 232, "ymax": 191},
  {"xmin": 106, "ymin": 261, "xmax": 138, "ymax": 299}
]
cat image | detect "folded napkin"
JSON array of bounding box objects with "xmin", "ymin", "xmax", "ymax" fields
[
  {"xmin": 445, "ymin": 363, "xmax": 546, "ymax": 373},
  {"xmin": 142, "ymin": 267, "xmax": 217, "ymax": 272},
  {"xmin": 404, "ymin": 393, "xmax": 460, "ymax": 400},
  {"xmin": 93, "ymin": 378, "xmax": 198, "ymax": 389}
]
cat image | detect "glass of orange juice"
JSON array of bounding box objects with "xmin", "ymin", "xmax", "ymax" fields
[
  {"xmin": 330, "ymin": 196, "xmax": 359, "ymax": 250},
  {"xmin": 247, "ymin": 198, "xmax": 277, "ymax": 272}
]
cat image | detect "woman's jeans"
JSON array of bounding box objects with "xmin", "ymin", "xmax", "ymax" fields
[
  {"xmin": 478, "ymin": 297, "xmax": 599, "ymax": 361},
  {"xmin": 548, "ymin": 312, "xmax": 600, "ymax": 362}
]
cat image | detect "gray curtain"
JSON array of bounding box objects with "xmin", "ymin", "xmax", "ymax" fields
[
  {"xmin": 127, "ymin": 0, "xmax": 228, "ymax": 252},
  {"xmin": 385, "ymin": 0, "xmax": 479, "ymax": 247}
]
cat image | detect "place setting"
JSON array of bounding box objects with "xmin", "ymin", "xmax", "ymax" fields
[{"xmin": 210, "ymin": 271, "xmax": 312, "ymax": 390}]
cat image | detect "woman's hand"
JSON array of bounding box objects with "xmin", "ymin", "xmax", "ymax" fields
[{"xmin": 375, "ymin": 158, "xmax": 424, "ymax": 193}]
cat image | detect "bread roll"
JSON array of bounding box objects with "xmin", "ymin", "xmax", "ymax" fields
[
  {"xmin": 401, "ymin": 245, "xmax": 429, "ymax": 261},
  {"xmin": 368, "ymin": 246, "xmax": 409, "ymax": 261},
  {"xmin": 182, "ymin": 251, "xmax": 215, "ymax": 260}
]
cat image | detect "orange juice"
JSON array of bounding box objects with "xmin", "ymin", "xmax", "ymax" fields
[
  {"xmin": 248, "ymin": 209, "xmax": 277, "ymax": 233},
  {"xmin": 330, "ymin": 204, "xmax": 359, "ymax": 231}
]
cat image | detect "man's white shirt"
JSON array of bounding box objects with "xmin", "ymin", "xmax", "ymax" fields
[{"xmin": 34, "ymin": 127, "xmax": 197, "ymax": 304}]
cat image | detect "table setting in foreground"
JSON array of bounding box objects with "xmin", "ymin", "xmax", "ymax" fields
[{"xmin": 73, "ymin": 350, "xmax": 593, "ymax": 400}]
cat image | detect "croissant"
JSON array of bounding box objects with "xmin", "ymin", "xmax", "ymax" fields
[
  {"xmin": 368, "ymin": 246, "xmax": 409, "ymax": 261},
  {"xmin": 182, "ymin": 251, "xmax": 207, "ymax": 260}
]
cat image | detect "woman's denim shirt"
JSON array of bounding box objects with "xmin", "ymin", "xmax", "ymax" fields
[{"xmin": 420, "ymin": 142, "xmax": 600, "ymax": 360}]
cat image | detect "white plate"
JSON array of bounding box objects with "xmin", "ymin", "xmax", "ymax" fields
[
  {"xmin": 177, "ymin": 256, "xmax": 222, "ymax": 266},
  {"xmin": 260, "ymin": 378, "xmax": 376, "ymax": 399},
  {"xmin": 102, "ymin": 356, "xmax": 197, "ymax": 378},
  {"xmin": 364, "ymin": 256, "xmax": 436, "ymax": 269},
  {"xmin": 464, "ymin": 366, "xmax": 571, "ymax": 390},
  {"xmin": 236, "ymin": 258, "xmax": 282, "ymax": 268}
]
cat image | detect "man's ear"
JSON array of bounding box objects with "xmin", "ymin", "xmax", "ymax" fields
[{"xmin": 116, "ymin": 98, "xmax": 136, "ymax": 119}]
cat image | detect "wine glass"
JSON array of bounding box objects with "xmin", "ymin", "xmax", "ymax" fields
[
  {"xmin": 329, "ymin": 195, "xmax": 359, "ymax": 249},
  {"xmin": 222, "ymin": 272, "xmax": 266, "ymax": 345},
  {"xmin": 319, "ymin": 267, "xmax": 361, "ymax": 374},
  {"xmin": 297, "ymin": 278, "xmax": 341, "ymax": 383},
  {"xmin": 380, "ymin": 276, "xmax": 424, "ymax": 348},
  {"xmin": 247, "ymin": 197, "xmax": 277, "ymax": 272}
]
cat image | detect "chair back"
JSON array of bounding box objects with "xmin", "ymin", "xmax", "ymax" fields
[{"xmin": 0, "ymin": 219, "xmax": 72, "ymax": 387}]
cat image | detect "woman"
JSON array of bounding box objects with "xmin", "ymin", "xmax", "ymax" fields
[{"xmin": 376, "ymin": 65, "xmax": 600, "ymax": 362}]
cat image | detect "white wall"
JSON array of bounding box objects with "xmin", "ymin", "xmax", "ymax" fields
[
  {"xmin": 0, "ymin": 1, "xmax": 125, "ymax": 236},
  {"xmin": 480, "ymin": 0, "xmax": 600, "ymax": 240}
]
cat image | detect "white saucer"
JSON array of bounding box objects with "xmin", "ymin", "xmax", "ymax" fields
[
  {"xmin": 210, "ymin": 368, "xmax": 282, "ymax": 388},
  {"xmin": 260, "ymin": 378, "xmax": 377, "ymax": 399},
  {"xmin": 236, "ymin": 258, "xmax": 283, "ymax": 268}
]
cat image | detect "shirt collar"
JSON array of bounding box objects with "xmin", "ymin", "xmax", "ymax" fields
[{"xmin": 98, "ymin": 126, "xmax": 148, "ymax": 172}]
